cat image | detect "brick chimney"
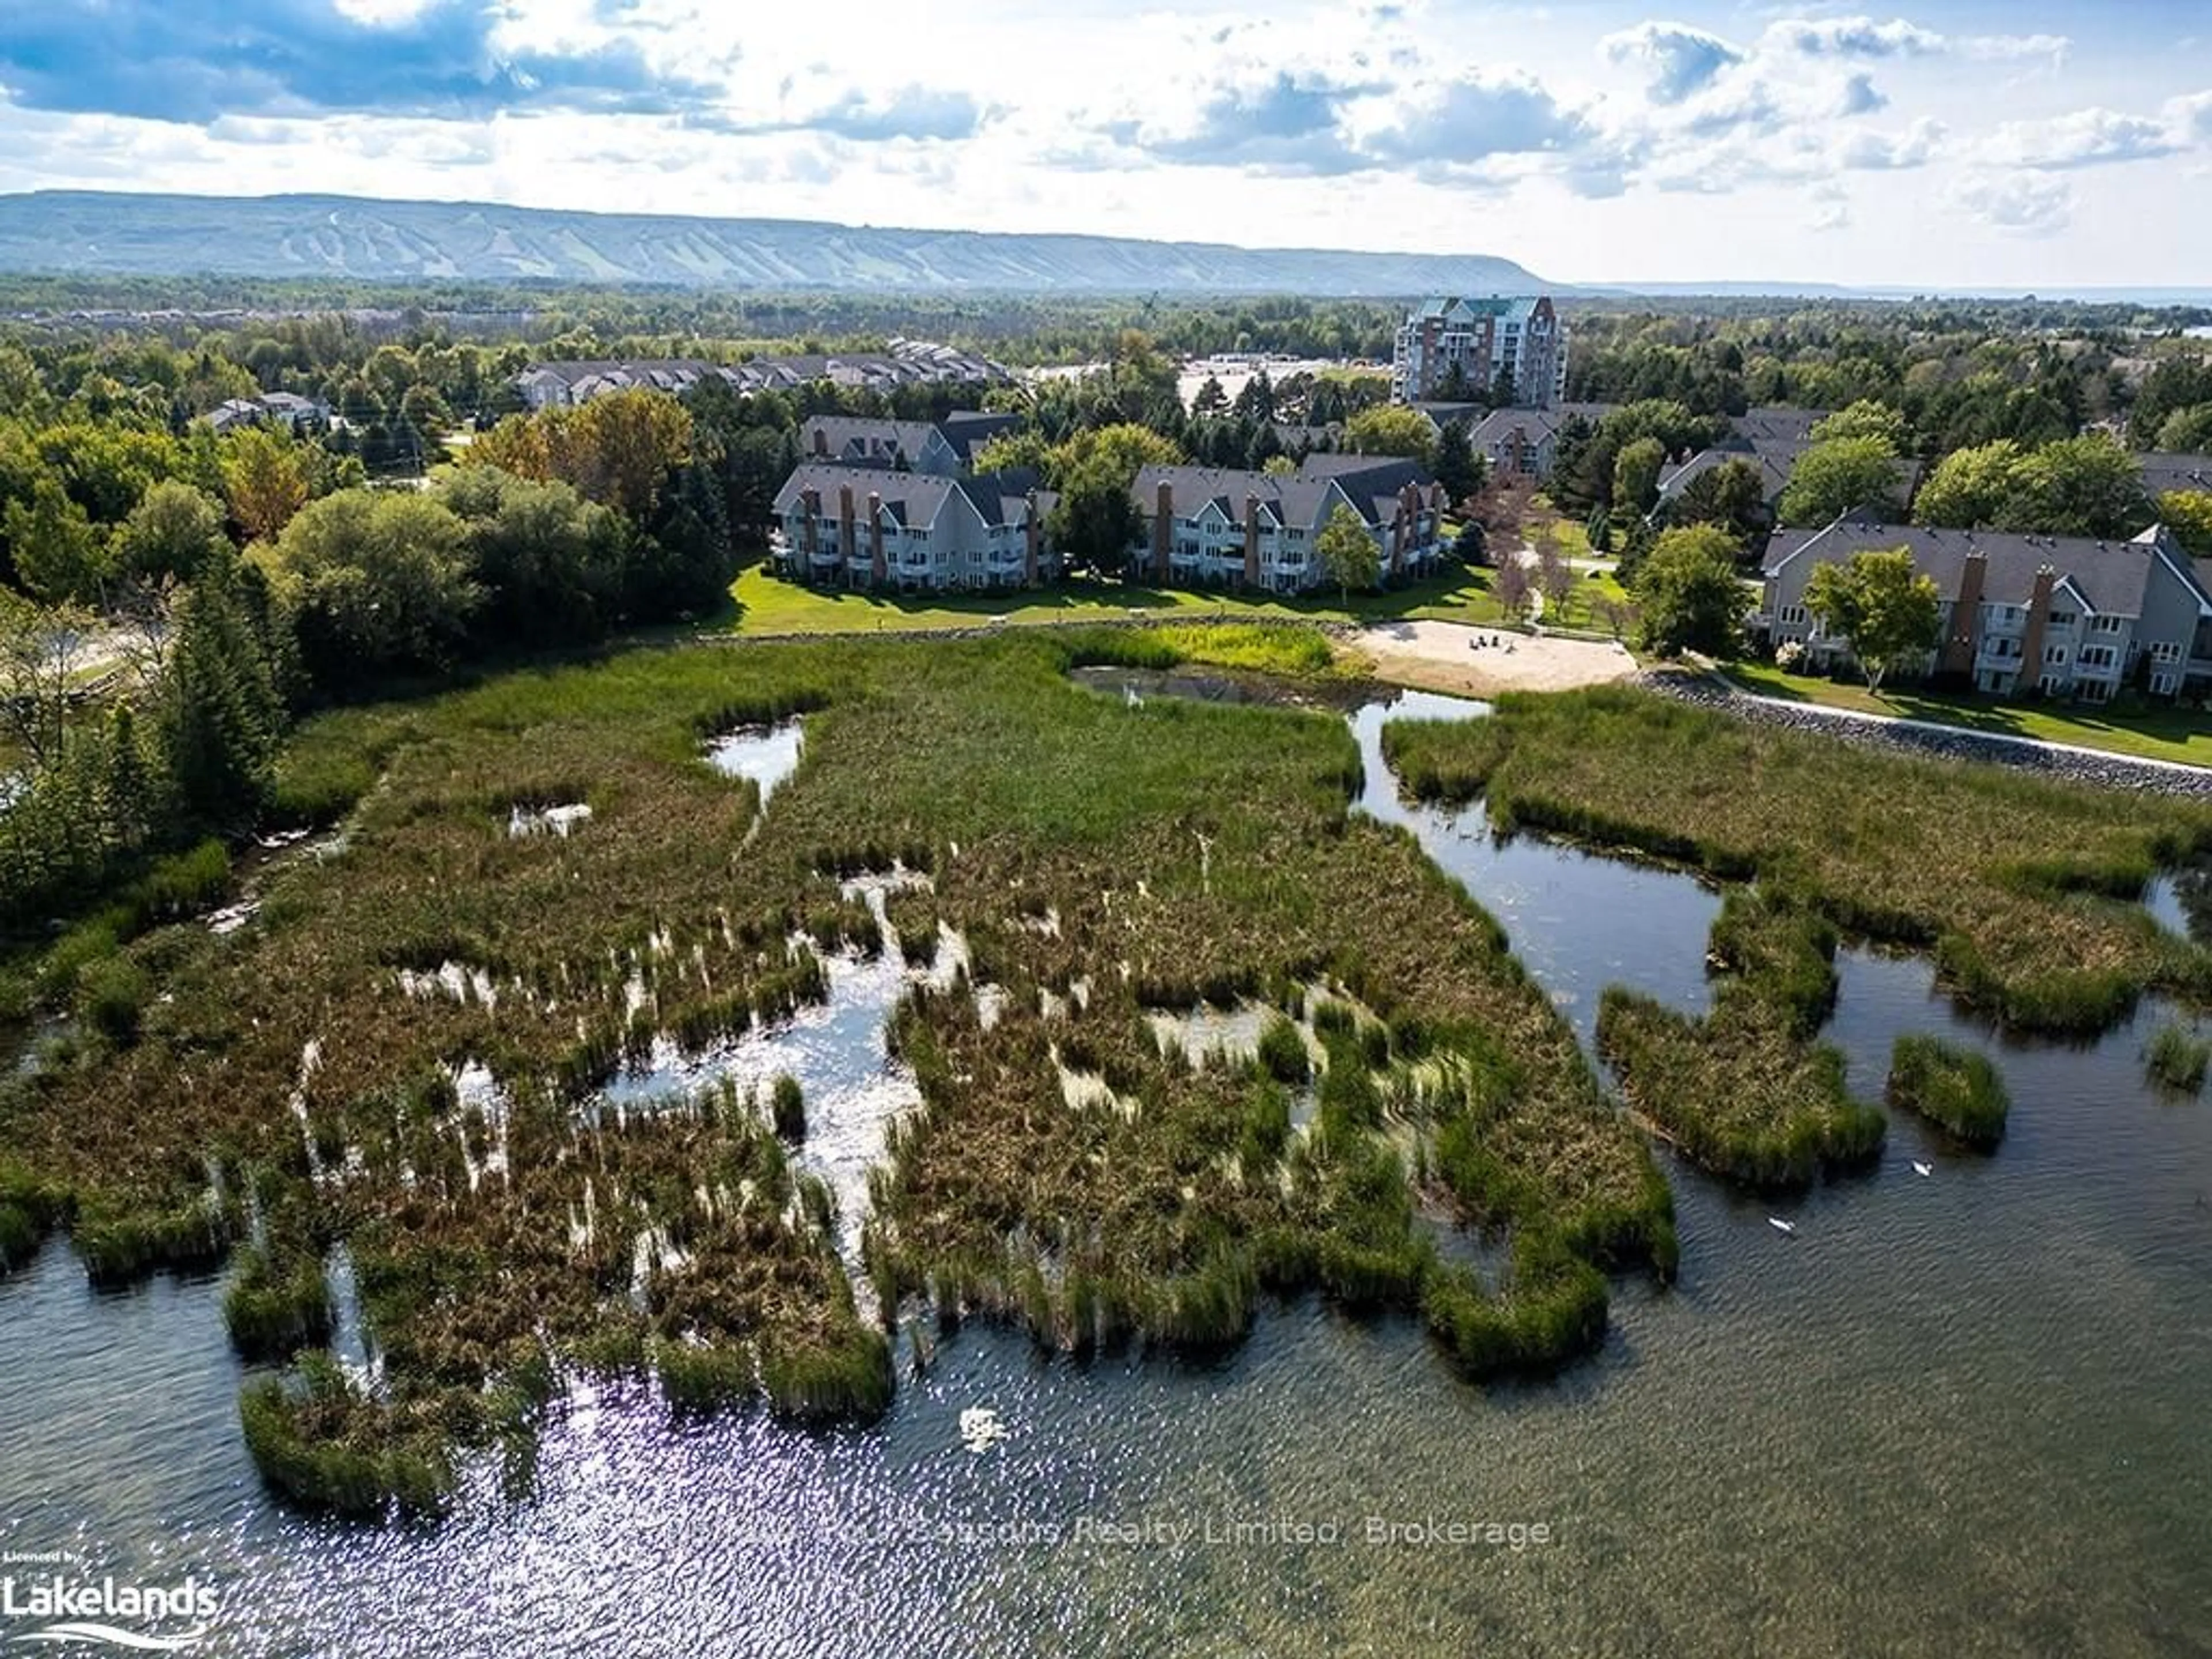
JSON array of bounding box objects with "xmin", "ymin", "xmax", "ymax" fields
[
  {"xmin": 838, "ymin": 484, "xmax": 857, "ymax": 586},
  {"xmin": 1024, "ymin": 490, "xmax": 1040, "ymax": 586},
  {"xmin": 1243, "ymin": 494, "xmax": 1262, "ymax": 588},
  {"xmin": 811, "ymin": 426, "xmax": 828, "ymax": 457},
  {"xmin": 868, "ymin": 490, "xmax": 886, "ymax": 586},
  {"xmin": 801, "ymin": 486, "xmax": 820, "ymax": 562},
  {"xmin": 2015, "ymin": 565, "xmax": 2056, "ymax": 692},
  {"xmin": 1153, "ymin": 478, "xmax": 1173, "ymax": 584},
  {"xmin": 1942, "ymin": 548, "xmax": 1987, "ymax": 676}
]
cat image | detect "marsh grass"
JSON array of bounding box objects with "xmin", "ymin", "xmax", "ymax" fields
[
  {"xmin": 1886, "ymin": 1035, "xmax": 2010, "ymax": 1147},
  {"xmin": 2146, "ymin": 1020, "xmax": 2211, "ymax": 1094},
  {"xmin": 224, "ymin": 1243, "xmax": 337, "ymax": 1360},
  {"xmin": 1384, "ymin": 685, "xmax": 2212, "ymax": 1037},
  {"xmin": 239, "ymin": 1352, "xmax": 459, "ymax": 1520},
  {"xmin": 16, "ymin": 624, "xmax": 1675, "ymax": 1510}
]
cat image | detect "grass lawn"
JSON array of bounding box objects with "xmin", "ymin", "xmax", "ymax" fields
[
  {"xmin": 725, "ymin": 560, "xmax": 1510, "ymax": 636},
  {"xmin": 1721, "ymin": 660, "xmax": 2212, "ymax": 769}
]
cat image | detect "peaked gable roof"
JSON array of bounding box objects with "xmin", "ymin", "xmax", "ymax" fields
[{"xmin": 1766, "ymin": 513, "xmax": 2194, "ymax": 618}]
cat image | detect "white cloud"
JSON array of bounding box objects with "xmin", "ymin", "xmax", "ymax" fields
[
  {"xmin": 1984, "ymin": 107, "xmax": 2184, "ymax": 169},
  {"xmin": 1839, "ymin": 118, "xmax": 1944, "ymax": 170},
  {"xmin": 1600, "ymin": 21, "xmax": 1745, "ymax": 105},
  {"xmin": 1952, "ymin": 171, "xmax": 2073, "ymax": 235},
  {"xmin": 1763, "ymin": 16, "xmax": 2065, "ymax": 66}
]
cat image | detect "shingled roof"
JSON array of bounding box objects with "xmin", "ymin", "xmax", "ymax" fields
[{"xmin": 1767, "ymin": 514, "xmax": 2197, "ymax": 619}]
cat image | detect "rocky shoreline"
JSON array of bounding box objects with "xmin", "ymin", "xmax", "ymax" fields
[{"xmin": 1643, "ymin": 672, "xmax": 2212, "ymax": 798}]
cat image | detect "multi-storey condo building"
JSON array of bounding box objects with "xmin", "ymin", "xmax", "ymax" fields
[
  {"xmin": 1760, "ymin": 512, "xmax": 2212, "ymax": 703},
  {"xmin": 1127, "ymin": 456, "xmax": 1448, "ymax": 594},
  {"xmin": 772, "ymin": 464, "xmax": 1058, "ymax": 593},
  {"xmin": 1391, "ymin": 297, "xmax": 1566, "ymax": 408}
]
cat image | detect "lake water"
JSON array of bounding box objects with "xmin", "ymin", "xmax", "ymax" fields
[{"xmin": 2, "ymin": 686, "xmax": 2207, "ymax": 1655}]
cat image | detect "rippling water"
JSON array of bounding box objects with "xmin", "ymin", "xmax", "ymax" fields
[{"xmin": 3, "ymin": 686, "xmax": 2208, "ymax": 1656}]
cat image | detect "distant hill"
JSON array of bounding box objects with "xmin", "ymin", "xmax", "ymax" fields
[{"xmin": 0, "ymin": 190, "xmax": 1554, "ymax": 297}]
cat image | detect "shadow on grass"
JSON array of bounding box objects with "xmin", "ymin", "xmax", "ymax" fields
[{"xmin": 728, "ymin": 559, "xmax": 1505, "ymax": 634}]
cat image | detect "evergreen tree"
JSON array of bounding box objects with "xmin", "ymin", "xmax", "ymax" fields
[
  {"xmin": 103, "ymin": 704, "xmax": 151, "ymax": 854},
  {"xmin": 1435, "ymin": 420, "xmax": 1482, "ymax": 506},
  {"xmin": 1585, "ymin": 506, "xmax": 1613, "ymax": 555},
  {"xmin": 157, "ymin": 552, "xmax": 282, "ymax": 831}
]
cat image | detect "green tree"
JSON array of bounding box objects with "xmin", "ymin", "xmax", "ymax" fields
[
  {"xmin": 1810, "ymin": 400, "xmax": 1909, "ymax": 449},
  {"xmin": 1613, "ymin": 437, "xmax": 1665, "ymax": 516},
  {"xmin": 1631, "ymin": 525, "xmax": 1745, "ymax": 658},
  {"xmin": 260, "ymin": 490, "xmax": 481, "ymax": 687},
  {"xmin": 2157, "ymin": 490, "xmax": 2212, "ymax": 556},
  {"xmin": 1434, "ymin": 419, "xmax": 1482, "ymax": 506},
  {"xmin": 438, "ymin": 466, "xmax": 628, "ymax": 644},
  {"xmin": 1803, "ymin": 548, "xmax": 1942, "ymax": 695},
  {"xmin": 2156, "ymin": 404, "xmax": 2212, "ymax": 454},
  {"xmin": 972, "ymin": 431, "xmax": 1054, "ymax": 477},
  {"xmin": 156, "ymin": 552, "xmax": 284, "ymax": 830},
  {"xmin": 1315, "ymin": 504, "xmax": 1381, "ymax": 604},
  {"xmin": 222, "ymin": 426, "xmax": 311, "ymax": 544},
  {"xmin": 1916, "ymin": 435, "xmax": 2151, "ymax": 538},
  {"xmin": 4, "ymin": 476, "xmax": 108, "ymax": 603},
  {"xmin": 1672, "ymin": 457, "xmax": 1767, "ymax": 546},
  {"xmin": 1190, "ymin": 375, "xmax": 1230, "ymax": 417},
  {"xmin": 1048, "ymin": 453, "xmax": 1142, "ymax": 576},
  {"xmin": 1343, "ymin": 406, "xmax": 1438, "ymax": 469},
  {"xmin": 1777, "ymin": 436, "xmax": 1899, "ymax": 527},
  {"xmin": 1914, "ymin": 440, "xmax": 2023, "ymax": 528},
  {"xmin": 2009, "ymin": 434, "xmax": 2152, "ymax": 539},
  {"xmin": 114, "ymin": 479, "xmax": 229, "ymax": 585},
  {"xmin": 1584, "ymin": 506, "xmax": 1612, "ymax": 554}
]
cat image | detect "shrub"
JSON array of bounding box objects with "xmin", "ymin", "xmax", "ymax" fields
[{"xmin": 1885, "ymin": 1035, "xmax": 2010, "ymax": 1148}]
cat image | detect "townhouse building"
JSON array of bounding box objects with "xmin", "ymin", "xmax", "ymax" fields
[
  {"xmin": 771, "ymin": 464, "xmax": 1058, "ymax": 593},
  {"xmin": 798, "ymin": 412, "xmax": 1021, "ymax": 476},
  {"xmin": 1760, "ymin": 513, "xmax": 2212, "ymax": 704},
  {"xmin": 1127, "ymin": 457, "xmax": 1448, "ymax": 594},
  {"xmin": 516, "ymin": 342, "xmax": 1010, "ymax": 411}
]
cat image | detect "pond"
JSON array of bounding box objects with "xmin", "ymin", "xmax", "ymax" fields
[
  {"xmin": 1, "ymin": 684, "xmax": 2207, "ymax": 1656},
  {"xmin": 704, "ymin": 717, "xmax": 806, "ymax": 807}
]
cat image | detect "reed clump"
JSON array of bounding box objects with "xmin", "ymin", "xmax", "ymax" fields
[
  {"xmin": 1886, "ymin": 1035, "xmax": 2010, "ymax": 1147},
  {"xmin": 2146, "ymin": 1020, "xmax": 2211, "ymax": 1094},
  {"xmin": 1597, "ymin": 988, "xmax": 1886, "ymax": 1191},
  {"xmin": 238, "ymin": 1353, "xmax": 459, "ymax": 1520},
  {"xmin": 224, "ymin": 1243, "xmax": 338, "ymax": 1361}
]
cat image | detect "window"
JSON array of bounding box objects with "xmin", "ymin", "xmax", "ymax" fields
[
  {"xmin": 2044, "ymin": 646, "xmax": 2067, "ymax": 666},
  {"xmin": 2153, "ymin": 671, "xmax": 2180, "ymax": 696},
  {"xmin": 2080, "ymin": 681, "xmax": 2111, "ymax": 704},
  {"xmin": 2080, "ymin": 646, "xmax": 2118, "ymax": 671},
  {"xmin": 2047, "ymin": 610, "xmax": 2077, "ymax": 628},
  {"xmin": 2094, "ymin": 616, "xmax": 2126, "ymax": 634},
  {"xmin": 2153, "ymin": 641, "xmax": 2184, "ymax": 664},
  {"xmin": 1779, "ymin": 605, "xmax": 1808, "ymax": 626}
]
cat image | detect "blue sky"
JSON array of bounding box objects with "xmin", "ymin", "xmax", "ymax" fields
[{"xmin": 0, "ymin": 0, "xmax": 2207, "ymax": 287}]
